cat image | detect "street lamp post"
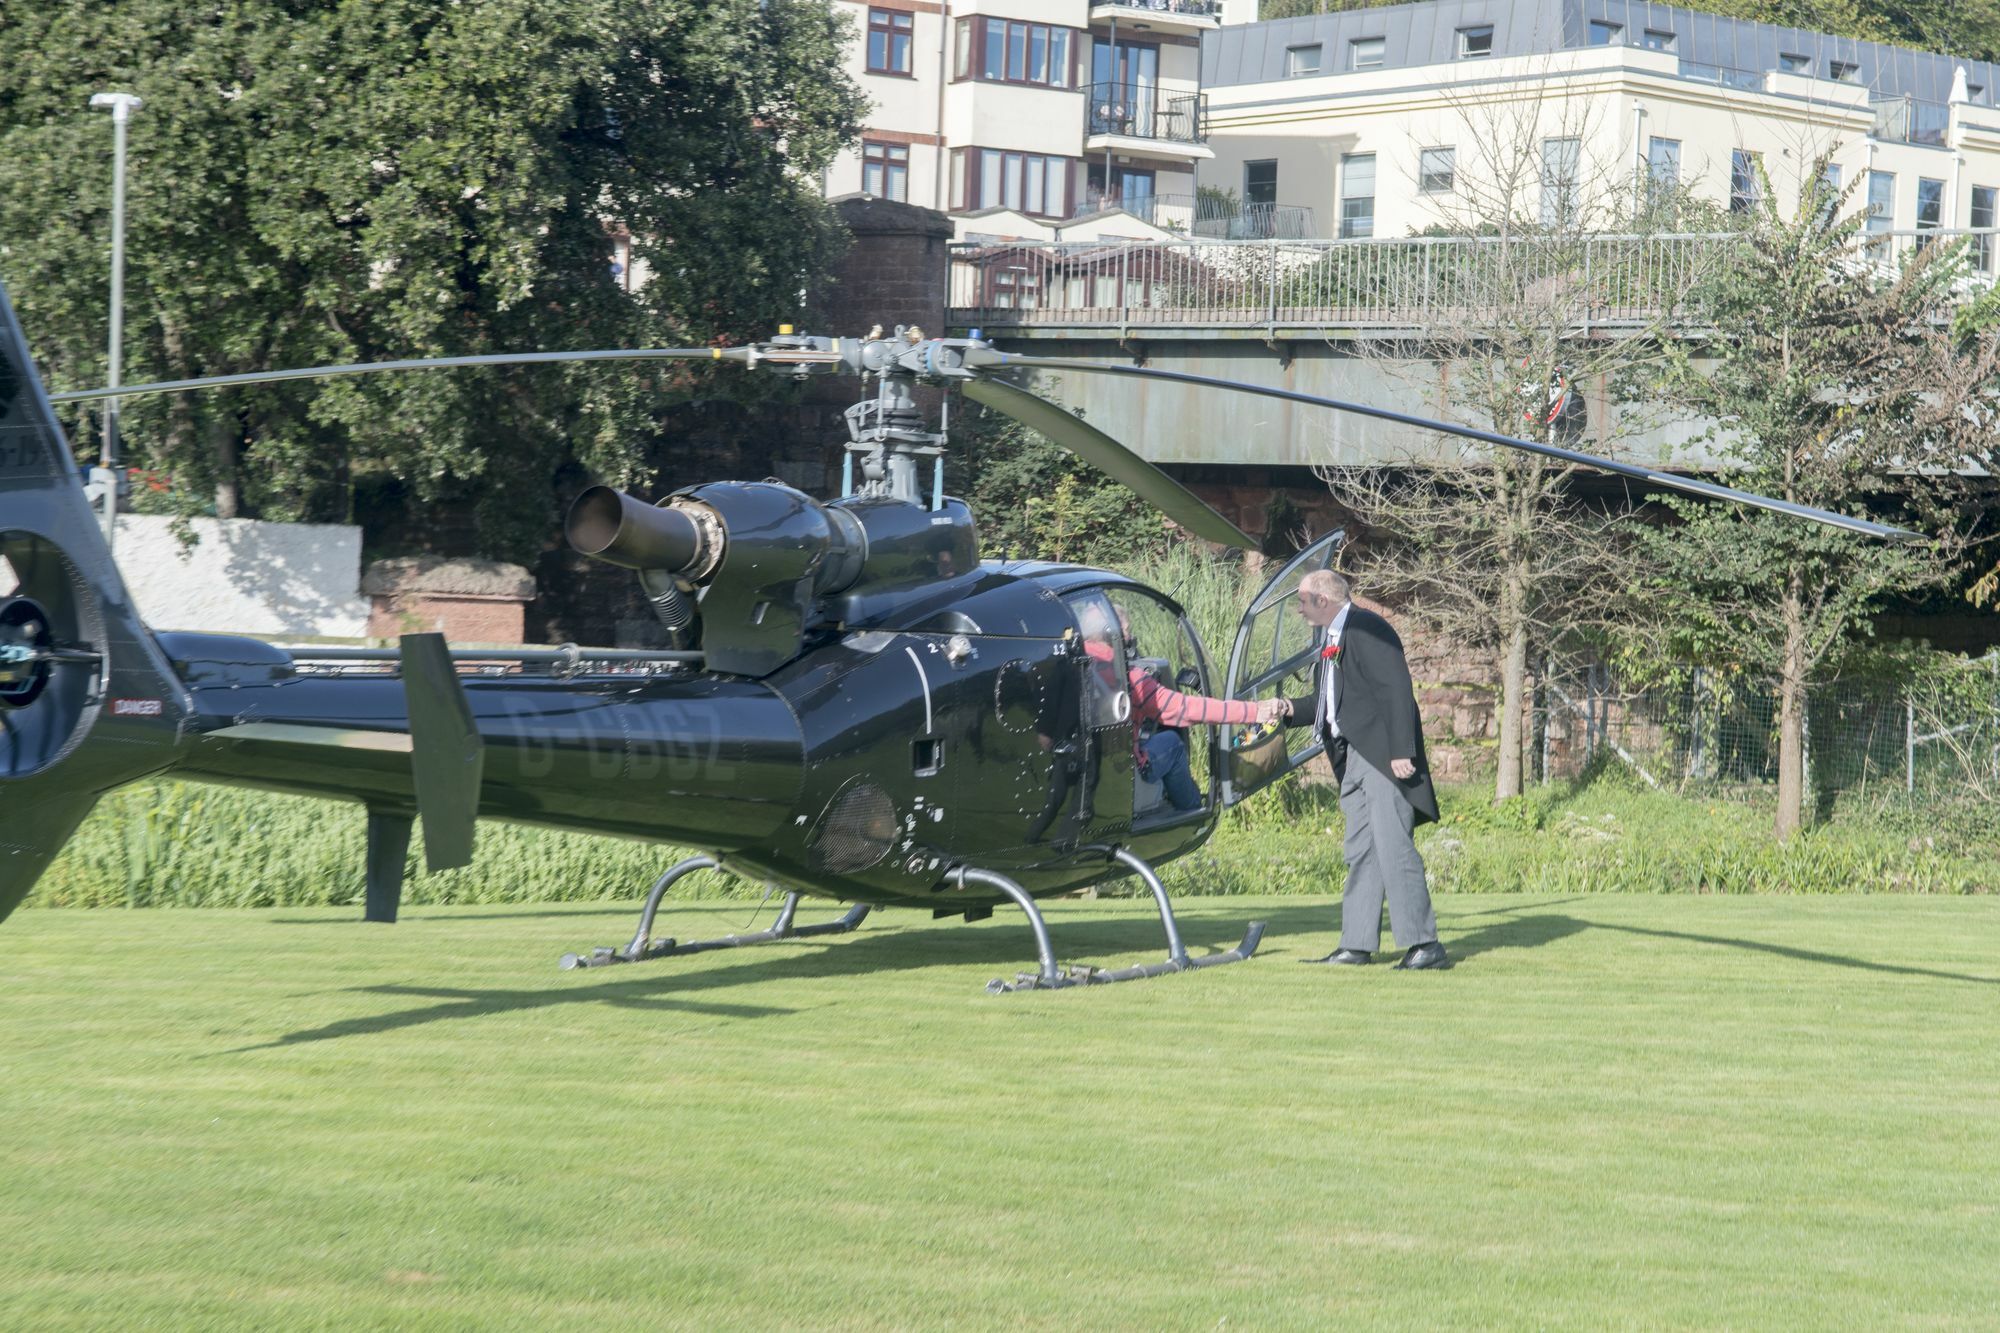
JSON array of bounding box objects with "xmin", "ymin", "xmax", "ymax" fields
[{"xmin": 88, "ymin": 91, "xmax": 143, "ymax": 550}]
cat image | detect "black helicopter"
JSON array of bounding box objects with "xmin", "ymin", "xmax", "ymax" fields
[{"xmin": 0, "ymin": 278, "xmax": 1908, "ymax": 990}]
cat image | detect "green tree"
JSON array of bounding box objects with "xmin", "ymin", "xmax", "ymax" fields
[
  {"xmin": 0, "ymin": 1, "xmax": 863, "ymax": 556},
  {"xmin": 1635, "ymin": 166, "xmax": 1999, "ymax": 839},
  {"xmin": 950, "ymin": 399, "xmax": 1180, "ymax": 566}
]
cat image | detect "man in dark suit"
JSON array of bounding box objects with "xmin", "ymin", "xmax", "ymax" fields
[{"xmin": 1279, "ymin": 569, "xmax": 1448, "ymax": 970}]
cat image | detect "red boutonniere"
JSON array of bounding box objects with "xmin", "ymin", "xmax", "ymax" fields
[{"xmin": 1320, "ymin": 642, "xmax": 1342, "ymax": 661}]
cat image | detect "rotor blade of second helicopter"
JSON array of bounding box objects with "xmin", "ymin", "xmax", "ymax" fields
[
  {"xmin": 959, "ymin": 375, "xmax": 1255, "ymax": 549},
  {"xmin": 48, "ymin": 347, "xmax": 746, "ymax": 405},
  {"xmin": 971, "ymin": 355, "xmax": 1919, "ymax": 542}
]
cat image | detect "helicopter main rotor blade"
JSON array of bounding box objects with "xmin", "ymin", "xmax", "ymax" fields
[
  {"xmin": 48, "ymin": 347, "xmax": 746, "ymax": 405},
  {"xmin": 969, "ymin": 354, "xmax": 1918, "ymax": 543},
  {"xmin": 959, "ymin": 376, "xmax": 1255, "ymax": 549}
]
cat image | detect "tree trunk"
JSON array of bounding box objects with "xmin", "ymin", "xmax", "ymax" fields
[
  {"xmin": 1775, "ymin": 573, "xmax": 1808, "ymax": 840},
  {"xmin": 1495, "ymin": 553, "xmax": 1531, "ymax": 799},
  {"xmin": 212, "ymin": 418, "xmax": 241, "ymax": 520}
]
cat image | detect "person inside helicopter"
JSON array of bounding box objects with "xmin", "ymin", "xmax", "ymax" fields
[{"xmin": 1076, "ymin": 599, "xmax": 1281, "ymax": 811}]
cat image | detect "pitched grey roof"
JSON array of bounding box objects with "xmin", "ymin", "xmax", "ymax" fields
[{"xmin": 1203, "ymin": 0, "xmax": 1999, "ymax": 106}]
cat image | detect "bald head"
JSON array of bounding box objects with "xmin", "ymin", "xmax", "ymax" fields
[{"xmin": 1296, "ymin": 569, "xmax": 1351, "ymax": 628}]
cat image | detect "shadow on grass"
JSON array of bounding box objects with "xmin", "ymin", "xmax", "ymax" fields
[
  {"xmin": 224, "ymin": 902, "xmax": 1327, "ymax": 1053},
  {"xmin": 225, "ymin": 896, "xmax": 1997, "ymax": 1054}
]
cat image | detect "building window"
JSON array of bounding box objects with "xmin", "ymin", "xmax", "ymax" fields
[
  {"xmin": 1830, "ymin": 60, "xmax": 1860, "ymax": 82},
  {"xmin": 1865, "ymin": 169, "xmax": 1895, "ymax": 254},
  {"xmin": 862, "ymin": 140, "xmax": 909, "ymax": 202},
  {"xmin": 960, "ymin": 147, "xmax": 1071, "ymax": 217},
  {"xmin": 1647, "ymin": 136, "xmax": 1681, "ymax": 207},
  {"xmin": 1245, "ymin": 159, "xmax": 1278, "ymax": 206},
  {"xmin": 1815, "ymin": 161, "xmax": 1843, "ymax": 225},
  {"xmin": 1779, "ymin": 52, "xmax": 1810, "ymax": 73},
  {"xmin": 1970, "ymin": 82, "xmax": 1987, "ymax": 102},
  {"xmin": 1729, "ymin": 149, "xmax": 1761, "ymax": 214},
  {"xmin": 1971, "ymin": 185, "xmax": 1996, "ymax": 272},
  {"xmin": 1541, "ymin": 137, "xmax": 1580, "ymax": 226},
  {"xmin": 969, "ymin": 18, "xmax": 1073, "ymax": 88},
  {"xmin": 1916, "ymin": 176, "xmax": 1944, "ymax": 248},
  {"xmin": 1350, "ymin": 37, "xmax": 1385, "ymax": 70},
  {"xmin": 868, "ymin": 8, "xmax": 914, "ymax": 76},
  {"xmin": 1641, "ymin": 29, "xmax": 1676, "ymax": 52},
  {"xmin": 1457, "ymin": 26, "xmax": 1494, "ymax": 59},
  {"xmin": 1419, "ymin": 146, "xmax": 1455, "ymax": 193},
  {"xmin": 1286, "ymin": 44, "xmax": 1323, "ymax": 77},
  {"xmin": 1339, "ymin": 152, "xmax": 1375, "ymax": 238},
  {"xmin": 1588, "ymin": 20, "xmax": 1622, "ymax": 45}
]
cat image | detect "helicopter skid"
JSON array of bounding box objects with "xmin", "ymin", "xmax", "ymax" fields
[
  {"xmin": 963, "ymin": 853, "xmax": 1267, "ymax": 994},
  {"xmin": 560, "ymin": 855, "xmax": 871, "ymax": 969},
  {"xmin": 986, "ymin": 920, "xmax": 1268, "ymax": 992}
]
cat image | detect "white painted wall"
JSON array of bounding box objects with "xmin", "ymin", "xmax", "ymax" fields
[{"xmin": 113, "ymin": 514, "xmax": 371, "ymax": 638}]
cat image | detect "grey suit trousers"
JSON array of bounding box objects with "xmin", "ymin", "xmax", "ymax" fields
[{"xmin": 1337, "ymin": 745, "xmax": 1438, "ymax": 952}]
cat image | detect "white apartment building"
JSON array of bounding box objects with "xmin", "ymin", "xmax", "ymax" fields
[
  {"xmin": 1202, "ymin": 0, "xmax": 2000, "ymax": 261},
  {"xmin": 823, "ymin": 1, "xmax": 1261, "ymax": 239}
]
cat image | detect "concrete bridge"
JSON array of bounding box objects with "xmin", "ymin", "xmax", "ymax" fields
[{"xmin": 942, "ymin": 228, "xmax": 1991, "ymax": 514}]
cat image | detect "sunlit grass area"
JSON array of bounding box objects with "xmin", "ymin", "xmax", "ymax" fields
[
  {"xmin": 33, "ymin": 773, "xmax": 1999, "ymax": 908},
  {"xmin": 3, "ymin": 894, "xmax": 1997, "ymax": 1327}
]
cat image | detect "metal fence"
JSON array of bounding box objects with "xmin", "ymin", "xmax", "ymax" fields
[
  {"xmin": 948, "ymin": 229, "xmax": 2000, "ymax": 330},
  {"xmin": 1536, "ymin": 653, "xmax": 2000, "ymax": 802}
]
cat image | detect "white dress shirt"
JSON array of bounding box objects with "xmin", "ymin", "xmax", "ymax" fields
[{"xmin": 1319, "ymin": 601, "xmax": 1350, "ymax": 737}]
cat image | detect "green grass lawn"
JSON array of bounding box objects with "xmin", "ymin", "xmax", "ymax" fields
[{"xmin": 3, "ymin": 894, "xmax": 1998, "ymax": 1328}]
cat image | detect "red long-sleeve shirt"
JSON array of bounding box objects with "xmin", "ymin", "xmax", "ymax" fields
[{"xmin": 1085, "ymin": 640, "xmax": 1259, "ymax": 727}]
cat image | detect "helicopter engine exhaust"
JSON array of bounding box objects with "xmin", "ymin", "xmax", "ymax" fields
[{"xmin": 565, "ymin": 485, "xmax": 713, "ymax": 577}]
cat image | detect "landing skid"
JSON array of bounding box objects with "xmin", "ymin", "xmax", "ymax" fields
[
  {"xmin": 967, "ymin": 848, "xmax": 1267, "ymax": 993},
  {"xmin": 560, "ymin": 855, "xmax": 871, "ymax": 970}
]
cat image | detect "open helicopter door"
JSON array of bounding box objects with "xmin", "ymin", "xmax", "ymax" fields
[{"xmin": 1219, "ymin": 529, "xmax": 1346, "ymax": 807}]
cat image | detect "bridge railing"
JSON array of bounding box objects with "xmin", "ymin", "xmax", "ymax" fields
[{"xmin": 947, "ymin": 229, "xmax": 2000, "ymax": 330}]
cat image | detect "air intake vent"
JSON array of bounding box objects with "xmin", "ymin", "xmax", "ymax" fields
[{"xmin": 811, "ymin": 782, "xmax": 898, "ymax": 874}]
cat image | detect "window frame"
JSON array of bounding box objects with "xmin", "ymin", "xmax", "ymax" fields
[
  {"xmin": 1729, "ymin": 148, "xmax": 1761, "ymax": 215},
  {"xmin": 1829, "ymin": 60, "xmax": 1861, "ymax": 83},
  {"xmin": 1779, "ymin": 52, "xmax": 1810, "ymax": 73},
  {"xmin": 861, "ymin": 139, "xmax": 911, "ymax": 203},
  {"xmin": 1339, "ymin": 151, "xmax": 1376, "ymax": 239},
  {"xmin": 956, "ymin": 146, "xmax": 1074, "ymax": 219},
  {"xmin": 1588, "ymin": 20, "xmax": 1623, "ymax": 45},
  {"xmin": 1244, "ymin": 158, "xmax": 1278, "ymax": 206},
  {"xmin": 1641, "ymin": 28, "xmax": 1676, "ymax": 52},
  {"xmin": 1286, "ymin": 43, "xmax": 1324, "ymax": 77},
  {"xmin": 866, "ymin": 8, "xmax": 916, "ymax": 78},
  {"xmin": 1419, "ymin": 145, "xmax": 1456, "ymax": 194},
  {"xmin": 1350, "ymin": 36, "xmax": 1386, "ymax": 70},
  {"xmin": 1541, "ymin": 136, "xmax": 1581, "ymax": 227},
  {"xmin": 1456, "ymin": 25, "xmax": 1495, "ymax": 59},
  {"xmin": 1647, "ymin": 136, "xmax": 1681, "ymax": 205},
  {"xmin": 1916, "ymin": 176, "xmax": 1945, "ymax": 230},
  {"xmin": 958, "ymin": 17, "xmax": 1078, "ymax": 89},
  {"xmin": 1970, "ymin": 184, "xmax": 1996, "ymax": 271}
]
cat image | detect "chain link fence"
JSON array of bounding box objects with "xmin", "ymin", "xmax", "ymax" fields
[{"xmin": 1534, "ymin": 653, "xmax": 2000, "ymax": 802}]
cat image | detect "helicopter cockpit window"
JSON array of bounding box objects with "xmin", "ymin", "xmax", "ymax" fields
[
  {"xmin": 1067, "ymin": 592, "xmax": 1130, "ymax": 732},
  {"xmin": 1107, "ymin": 588, "xmax": 1219, "ymax": 818}
]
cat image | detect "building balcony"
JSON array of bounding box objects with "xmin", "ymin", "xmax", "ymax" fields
[
  {"xmin": 1872, "ymin": 95, "xmax": 1951, "ymax": 146},
  {"xmin": 1085, "ymin": 82, "xmax": 1210, "ymax": 157},
  {"xmin": 1088, "ymin": 1, "xmax": 1223, "ymax": 37},
  {"xmin": 1073, "ymin": 192, "xmax": 1318, "ymax": 239}
]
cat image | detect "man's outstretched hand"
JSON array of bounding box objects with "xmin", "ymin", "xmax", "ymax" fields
[{"xmin": 1390, "ymin": 758, "xmax": 1417, "ymax": 780}]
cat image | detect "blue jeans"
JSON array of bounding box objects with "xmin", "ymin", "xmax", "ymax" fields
[{"xmin": 1142, "ymin": 730, "xmax": 1202, "ymax": 810}]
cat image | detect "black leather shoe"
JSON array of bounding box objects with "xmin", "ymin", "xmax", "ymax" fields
[
  {"xmin": 1394, "ymin": 941, "xmax": 1451, "ymax": 971},
  {"xmin": 1304, "ymin": 948, "xmax": 1372, "ymax": 965}
]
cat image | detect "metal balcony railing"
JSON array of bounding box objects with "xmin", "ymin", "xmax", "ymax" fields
[
  {"xmin": 1091, "ymin": 0, "xmax": 1224, "ymax": 17},
  {"xmin": 1072, "ymin": 192, "xmax": 1317, "ymax": 240},
  {"xmin": 947, "ymin": 229, "xmax": 1999, "ymax": 329},
  {"xmin": 1086, "ymin": 81, "xmax": 1207, "ymax": 144},
  {"xmin": 1872, "ymin": 96, "xmax": 1951, "ymax": 146}
]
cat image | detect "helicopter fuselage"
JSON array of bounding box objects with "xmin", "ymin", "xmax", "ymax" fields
[{"xmin": 161, "ymin": 561, "xmax": 1227, "ymax": 911}]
